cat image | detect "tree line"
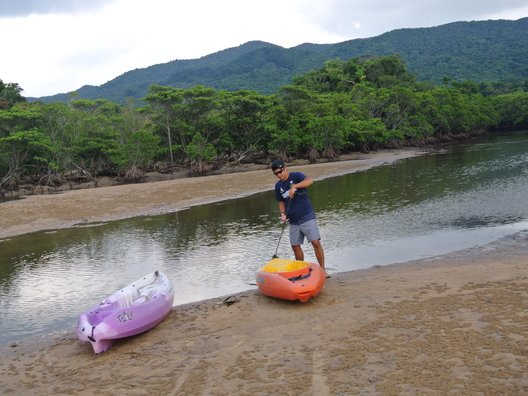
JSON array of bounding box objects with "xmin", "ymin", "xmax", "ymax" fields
[{"xmin": 1, "ymin": 55, "xmax": 527, "ymax": 191}]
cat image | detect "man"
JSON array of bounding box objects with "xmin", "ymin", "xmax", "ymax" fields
[{"xmin": 271, "ymin": 159, "xmax": 326, "ymax": 274}]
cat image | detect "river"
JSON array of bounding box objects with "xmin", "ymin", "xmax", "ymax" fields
[{"xmin": 1, "ymin": 130, "xmax": 527, "ymax": 345}]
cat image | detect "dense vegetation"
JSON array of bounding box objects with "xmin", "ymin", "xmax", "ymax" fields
[
  {"xmin": 1, "ymin": 55, "xmax": 528, "ymax": 194},
  {"xmin": 36, "ymin": 18, "xmax": 528, "ymax": 104}
]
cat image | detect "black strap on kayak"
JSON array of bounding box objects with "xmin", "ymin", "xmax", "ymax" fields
[
  {"xmin": 288, "ymin": 267, "xmax": 313, "ymax": 282},
  {"xmin": 88, "ymin": 326, "xmax": 96, "ymax": 342}
]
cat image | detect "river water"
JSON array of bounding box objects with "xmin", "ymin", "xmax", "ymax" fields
[{"xmin": 1, "ymin": 130, "xmax": 527, "ymax": 345}]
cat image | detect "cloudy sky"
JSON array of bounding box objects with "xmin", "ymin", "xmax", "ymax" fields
[{"xmin": 1, "ymin": 0, "xmax": 527, "ymax": 98}]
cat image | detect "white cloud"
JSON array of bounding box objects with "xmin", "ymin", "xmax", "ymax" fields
[
  {"xmin": 0, "ymin": 0, "xmax": 526, "ymax": 97},
  {"xmin": 0, "ymin": 0, "xmax": 113, "ymax": 17},
  {"xmin": 298, "ymin": 0, "xmax": 528, "ymax": 38}
]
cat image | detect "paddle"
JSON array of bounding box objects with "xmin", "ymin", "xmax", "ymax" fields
[
  {"xmin": 272, "ymin": 195, "xmax": 292, "ymax": 258},
  {"xmin": 272, "ymin": 220, "xmax": 287, "ymax": 259}
]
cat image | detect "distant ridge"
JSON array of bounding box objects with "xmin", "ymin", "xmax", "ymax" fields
[{"xmin": 34, "ymin": 17, "xmax": 528, "ymax": 104}]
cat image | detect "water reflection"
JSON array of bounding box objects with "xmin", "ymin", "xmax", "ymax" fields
[{"xmin": 1, "ymin": 130, "xmax": 527, "ymax": 345}]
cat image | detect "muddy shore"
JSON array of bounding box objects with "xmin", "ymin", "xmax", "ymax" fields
[{"xmin": 0, "ymin": 150, "xmax": 421, "ymax": 239}]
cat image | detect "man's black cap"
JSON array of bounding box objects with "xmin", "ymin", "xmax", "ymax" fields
[{"xmin": 270, "ymin": 159, "xmax": 285, "ymax": 171}]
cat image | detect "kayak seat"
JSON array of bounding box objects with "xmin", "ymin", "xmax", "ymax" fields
[
  {"xmin": 118, "ymin": 272, "xmax": 160, "ymax": 308},
  {"xmin": 134, "ymin": 283, "xmax": 157, "ymax": 305},
  {"xmin": 118, "ymin": 288, "xmax": 138, "ymax": 308}
]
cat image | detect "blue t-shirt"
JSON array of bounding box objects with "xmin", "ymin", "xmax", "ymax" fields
[{"xmin": 274, "ymin": 171, "xmax": 316, "ymax": 225}]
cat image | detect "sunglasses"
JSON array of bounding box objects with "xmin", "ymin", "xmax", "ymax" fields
[{"xmin": 273, "ymin": 168, "xmax": 284, "ymax": 176}]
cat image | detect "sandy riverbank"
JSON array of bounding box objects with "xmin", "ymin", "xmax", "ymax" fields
[
  {"xmin": 1, "ymin": 147, "xmax": 527, "ymax": 394},
  {"xmin": 0, "ymin": 149, "xmax": 422, "ymax": 239},
  {"xmin": 0, "ymin": 231, "xmax": 527, "ymax": 394}
]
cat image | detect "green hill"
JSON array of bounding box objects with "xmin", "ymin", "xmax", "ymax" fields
[{"xmin": 34, "ymin": 17, "xmax": 528, "ymax": 103}]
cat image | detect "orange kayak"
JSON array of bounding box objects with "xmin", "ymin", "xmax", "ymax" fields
[{"xmin": 256, "ymin": 258, "xmax": 325, "ymax": 303}]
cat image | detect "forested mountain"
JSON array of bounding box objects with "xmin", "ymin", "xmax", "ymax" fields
[{"xmin": 34, "ymin": 17, "xmax": 528, "ymax": 104}]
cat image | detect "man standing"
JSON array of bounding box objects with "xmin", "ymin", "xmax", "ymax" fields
[{"xmin": 271, "ymin": 159, "xmax": 326, "ymax": 274}]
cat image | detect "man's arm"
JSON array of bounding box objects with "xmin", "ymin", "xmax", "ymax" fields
[
  {"xmin": 278, "ymin": 201, "xmax": 287, "ymax": 221},
  {"xmin": 289, "ymin": 176, "xmax": 313, "ymax": 198}
]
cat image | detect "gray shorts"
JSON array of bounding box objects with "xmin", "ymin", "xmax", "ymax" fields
[{"xmin": 289, "ymin": 218, "xmax": 321, "ymax": 246}]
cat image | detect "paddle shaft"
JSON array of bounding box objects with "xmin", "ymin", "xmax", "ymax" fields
[
  {"xmin": 272, "ymin": 221, "xmax": 287, "ymax": 258},
  {"xmin": 272, "ymin": 196, "xmax": 292, "ymax": 258}
]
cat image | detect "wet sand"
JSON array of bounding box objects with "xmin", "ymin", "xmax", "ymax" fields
[
  {"xmin": 0, "ymin": 150, "xmax": 420, "ymax": 240},
  {"xmin": 1, "ymin": 148, "xmax": 527, "ymax": 394},
  {"xmin": 0, "ymin": 232, "xmax": 527, "ymax": 394}
]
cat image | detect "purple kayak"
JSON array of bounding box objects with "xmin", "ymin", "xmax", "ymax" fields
[{"xmin": 76, "ymin": 270, "xmax": 174, "ymax": 354}]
